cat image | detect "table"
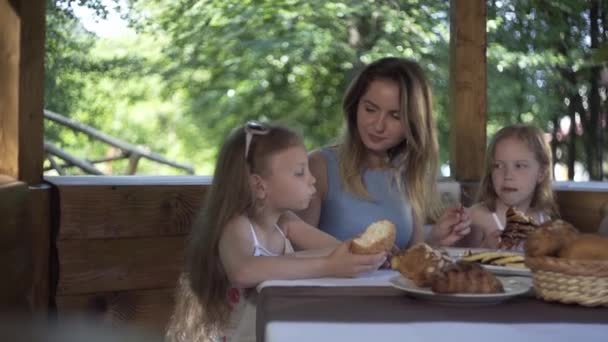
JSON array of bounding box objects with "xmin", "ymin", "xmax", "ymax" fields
[{"xmin": 256, "ymin": 285, "xmax": 608, "ymax": 342}]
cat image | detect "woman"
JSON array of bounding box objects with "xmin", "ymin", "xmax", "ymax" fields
[{"xmin": 296, "ymin": 57, "xmax": 470, "ymax": 249}]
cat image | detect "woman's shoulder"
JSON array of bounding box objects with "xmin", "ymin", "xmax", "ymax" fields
[
  {"xmin": 308, "ymin": 147, "xmax": 333, "ymax": 175},
  {"xmin": 308, "ymin": 149, "xmax": 328, "ymax": 163},
  {"xmin": 309, "ymin": 145, "xmax": 338, "ymax": 161}
]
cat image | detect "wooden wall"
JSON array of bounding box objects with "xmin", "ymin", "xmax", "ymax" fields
[
  {"xmin": 0, "ymin": 0, "xmax": 45, "ymax": 184},
  {"xmin": 46, "ymin": 176, "xmax": 210, "ymax": 334},
  {"xmin": 554, "ymin": 184, "xmax": 608, "ymax": 232},
  {"xmin": 40, "ymin": 175, "xmax": 607, "ymax": 337}
]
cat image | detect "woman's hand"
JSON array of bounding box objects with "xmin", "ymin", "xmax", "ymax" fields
[
  {"xmin": 325, "ymin": 241, "xmax": 386, "ymax": 277},
  {"xmin": 428, "ymin": 204, "xmax": 472, "ymax": 246}
]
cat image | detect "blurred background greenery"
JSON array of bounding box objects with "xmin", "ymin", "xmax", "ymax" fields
[{"xmin": 44, "ymin": 0, "xmax": 608, "ymax": 180}]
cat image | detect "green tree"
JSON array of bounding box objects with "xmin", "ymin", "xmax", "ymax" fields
[
  {"xmin": 47, "ymin": 0, "xmax": 606, "ymax": 179},
  {"xmin": 487, "ymin": 0, "xmax": 608, "ymax": 180},
  {"xmin": 126, "ymin": 0, "xmax": 451, "ymax": 160}
]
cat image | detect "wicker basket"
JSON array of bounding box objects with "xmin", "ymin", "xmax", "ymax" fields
[{"xmin": 525, "ymin": 256, "xmax": 608, "ymax": 307}]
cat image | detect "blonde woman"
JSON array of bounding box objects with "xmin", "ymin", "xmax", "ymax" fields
[{"xmin": 297, "ymin": 57, "xmax": 470, "ymax": 249}]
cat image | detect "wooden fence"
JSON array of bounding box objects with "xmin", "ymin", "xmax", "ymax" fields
[{"xmin": 44, "ymin": 176, "xmax": 608, "ymax": 335}]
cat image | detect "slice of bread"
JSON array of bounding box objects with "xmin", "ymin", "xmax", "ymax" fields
[{"xmin": 351, "ymin": 220, "xmax": 396, "ymax": 254}]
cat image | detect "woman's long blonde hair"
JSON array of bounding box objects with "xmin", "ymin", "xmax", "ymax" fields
[
  {"xmin": 165, "ymin": 123, "xmax": 303, "ymax": 341},
  {"xmin": 338, "ymin": 57, "xmax": 441, "ymax": 230},
  {"xmin": 476, "ymin": 124, "xmax": 558, "ymax": 216}
]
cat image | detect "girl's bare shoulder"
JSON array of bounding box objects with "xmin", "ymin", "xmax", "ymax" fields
[{"xmin": 222, "ymin": 215, "xmax": 253, "ymax": 240}]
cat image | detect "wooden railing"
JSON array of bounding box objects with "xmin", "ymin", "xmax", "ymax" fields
[
  {"xmin": 43, "ymin": 176, "xmax": 608, "ymax": 334},
  {"xmin": 44, "ymin": 110, "xmax": 195, "ymax": 175}
]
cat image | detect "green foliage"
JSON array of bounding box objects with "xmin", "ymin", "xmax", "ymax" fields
[
  {"xmin": 45, "ymin": 0, "xmax": 606, "ymax": 179},
  {"xmin": 487, "ymin": 0, "xmax": 607, "ymax": 179},
  {"xmin": 127, "ymin": 0, "xmax": 450, "ymax": 157}
]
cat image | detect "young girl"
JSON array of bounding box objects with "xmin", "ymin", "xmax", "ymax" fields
[
  {"xmin": 462, "ymin": 124, "xmax": 558, "ymax": 248},
  {"xmin": 165, "ymin": 121, "xmax": 386, "ymax": 342}
]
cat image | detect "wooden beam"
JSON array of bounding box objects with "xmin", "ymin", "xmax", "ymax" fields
[
  {"xmin": 0, "ymin": 0, "xmax": 45, "ymax": 184},
  {"xmin": 449, "ymin": 0, "xmax": 487, "ymax": 182},
  {"xmin": 45, "ymin": 141, "xmax": 105, "ymax": 175},
  {"xmin": 0, "ymin": 1, "xmax": 21, "ymax": 179},
  {"xmin": 46, "ymin": 154, "xmax": 66, "ymax": 175},
  {"xmin": 0, "ymin": 174, "xmax": 31, "ymax": 311},
  {"xmin": 0, "ymin": 174, "xmax": 28, "ymax": 212}
]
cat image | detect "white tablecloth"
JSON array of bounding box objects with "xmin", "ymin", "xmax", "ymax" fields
[
  {"xmin": 256, "ymin": 270, "xmax": 398, "ymax": 292},
  {"xmin": 265, "ymin": 321, "xmax": 608, "ymax": 342}
]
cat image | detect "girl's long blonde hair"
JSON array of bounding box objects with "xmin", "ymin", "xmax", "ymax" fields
[
  {"xmin": 476, "ymin": 124, "xmax": 558, "ymax": 216},
  {"xmin": 165, "ymin": 123, "xmax": 303, "ymax": 341},
  {"xmin": 338, "ymin": 57, "xmax": 441, "ymax": 230}
]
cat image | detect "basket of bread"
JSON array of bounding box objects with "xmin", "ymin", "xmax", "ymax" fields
[{"xmin": 524, "ymin": 219, "xmax": 608, "ymax": 307}]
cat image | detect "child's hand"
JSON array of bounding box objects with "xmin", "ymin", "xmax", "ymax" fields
[
  {"xmin": 326, "ymin": 241, "xmax": 387, "ymax": 277},
  {"xmin": 429, "ymin": 204, "xmax": 472, "ymax": 246},
  {"xmin": 481, "ymin": 230, "xmax": 501, "ymax": 249},
  {"xmin": 381, "ymin": 244, "xmax": 400, "ymax": 269}
]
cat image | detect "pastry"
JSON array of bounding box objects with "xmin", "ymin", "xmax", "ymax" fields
[
  {"xmin": 524, "ymin": 219, "xmax": 579, "ymax": 257},
  {"xmin": 431, "ymin": 261, "xmax": 505, "ymax": 294},
  {"xmin": 391, "ymin": 243, "xmax": 453, "ymax": 287},
  {"xmin": 498, "ymin": 207, "xmax": 539, "ymax": 250},
  {"xmin": 558, "ymin": 234, "xmax": 608, "ymax": 260}
]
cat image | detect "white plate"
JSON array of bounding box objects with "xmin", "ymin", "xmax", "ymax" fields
[
  {"xmin": 389, "ymin": 275, "xmax": 531, "ymax": 304},
  {"xmin": 444, "ymin": 247, "xmax": 532, "ymax": 277}
]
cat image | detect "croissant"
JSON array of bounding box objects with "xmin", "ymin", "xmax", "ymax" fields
[
  {"xmin": 391, "ymin": 243, "xmax": 453, "ymax": 287},
  {"xmin": 431, "ymin": 261, "xmax": 504, "ymax": 294}
]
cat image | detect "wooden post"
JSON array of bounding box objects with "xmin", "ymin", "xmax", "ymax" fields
[
  {"xmin": 0, "ymin": 0, "xmax": 45, "ymax": 184},
  {"xmin": 0, "ymin": 175, "xmax": 31, "ymax": 311},
  {"xmin": 449, "ymin": 0, "xmax": 487, "ymax": 183},
  {"xmin": 0, "ymin": 0, "xmax": 50, "ymax": 315}
]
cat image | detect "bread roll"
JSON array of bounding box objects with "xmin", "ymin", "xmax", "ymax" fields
[
  {"xmin": 524, "ymin": 219, "xmax": 579, "ymax": 257},
  {"xmin": 391, "ymin": 243, "xmax": 453, "ymax": 287},
  {"xmin": 558, "ymin": 234, "xmax": 608, "ymax": 260},
  {"xmin": 351, "ymin": 220, "xmax": 396, "ymax": 254}
]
